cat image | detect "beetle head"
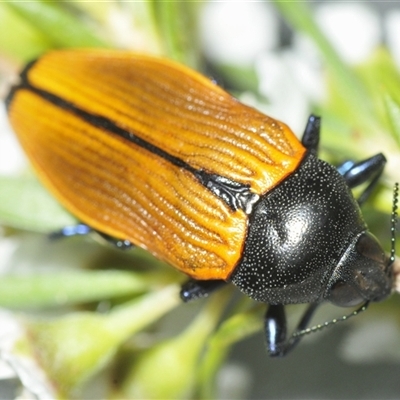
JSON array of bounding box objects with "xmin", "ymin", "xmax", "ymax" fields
[
  {"xmin": 231, "ymin": 154, "xmax": 395, "ymax": 307},
  {"xmin": 326, "ymin": 231, "xmax": 392, "ymax": 307}
]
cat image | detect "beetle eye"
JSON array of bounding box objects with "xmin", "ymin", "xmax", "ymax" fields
[
  {"xmin": 328, "ymin": 280, "xmax": 365, "ymax": 307},
  {"xmin": 327, "ymin": 232, "xmax": 392, "ymax": 307},
  {"xmin": 356, "ymin": 232, "xmax": 387, "ymax": 267}
]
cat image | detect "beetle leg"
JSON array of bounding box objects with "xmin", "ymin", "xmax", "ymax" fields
[
  {"xmin": 265, "ymin": 303, "xmax": 319, "ymax": 357},
  {"xmin": 49, "ymin": 223, "xmax": 93, "ymax": 239},
  {"xmin": 301, "ymin": 114, "xmax": 321, "ymax": 155},
  {"xmin": 49, "ymin": 223, "xmax": 134, "ymax": 250},
  {"xmin": 337, "ymin": 153, "xmax": 386, "ymax": 205},
  {"xmin": 97, "ymin": 232, "xmax": 134, "ymax": 250},
  {"xmin": 265, "ymin": 304, "xmax": 287, "ymax": 356},
  {"xmin": 180, "ymin": 279, "xmax": 227, "ymax": 302}
]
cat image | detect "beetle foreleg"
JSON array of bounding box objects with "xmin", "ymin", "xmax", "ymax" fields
[
  {"xmin": 337, "ymin": 153, "xmax": 386, "ymax": 205},
  {"xmin": 180, "ymin": 279, "xmax": 227, "ymax": 302},
  {"xmin": 265, "ymin": 304, "xmax": 287, "ymax": 356},
  {"xmin": 301, "ymin": 114, "xmax": 321, "ymax": 155},
  {"xmin": 265, "ymin": 303, "xmax": 319, "ymax": 357}
]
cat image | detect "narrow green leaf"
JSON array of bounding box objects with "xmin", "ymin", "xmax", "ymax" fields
[
  {"xmin": 119, "ymin": 289, "xmax": 231, "ymax": 399},
  {"xmin": 0, "ymin": 270, "xmax": 150, "ymax": 308},
  {"xmin": 356, "ymin": 49, "xmax": 400, "ymax": 147},
  {"xmin": 24, "ymin": 285, "xmax": 181, "ymax": 396},
  {"xmin": 215, "ymin": 64, "xmax": 259, "ymax": 93},
  {"xmin": 153, "ymin": 1, "xmax": 201, "ymax": 68},
  {"xmin": 0, "ymin": 174, "xmax": 76, "ymax": 232},
  {"xmin": 383, "ymin": 94, "xmax": 400, "ymax": 148},
  {"xmin": 197, "ymin": 306, "xmax": 263, "ymax": 399},
  {"xmin": 6, "ymin": 1, "xmax": 108, "ymax": 49},
  {"xmin": 0, "ymin": 3, "xmax": 52, "ymax": 62},
  {"xmin": 273, "ymin": 1, "xmax": 377, "ymax": 132},
  {"xmin": 117, "ymin": 1, "xmax": 163, "ymax": 54}
]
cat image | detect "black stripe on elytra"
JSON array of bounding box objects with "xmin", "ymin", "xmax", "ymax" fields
[
  {"xmin": 31, "ymin": 85, "xmax": 200, "ymax": 174},
  {"xmin": 5, "ymin": 59, "xmax": 38, "ymax": 111},
  {"xmin": 8, "ymin": 77, "xmax": 260, "ymax": 213}
]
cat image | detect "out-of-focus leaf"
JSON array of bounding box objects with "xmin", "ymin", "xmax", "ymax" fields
[
  {"xmin": 383, "ymin": 94, "xmax": 400, "ymax": 148},
  {"xmin": 119, "ymin": 289, "xmax": 231, "ymax": 399},
  {"xmin": 197, "ymin": 305, "xmax": 263, "ymax": 399},
  {"xmin": 0, "ymin": 270, "xmax": 151, "ymax": 308},
  {"xmin": 0, "ymin": 3, "xmax": 52, "ymax": 62},
  {"xmin": 154, "ymin": 1, "xmax": 201, "ymax": 68},
  {"xmin": 273, "ymin": 0, "xmax": 377, "ymax": 133},
  {"xmin": 213, "ymin": 64, "xmax": 259, "ymax": 94},
  {"xmin": 0, "ymin": 175, "xmax": 76, "ymax": 232},
  {"xmin": 23, "ymin": 284, "xmax": 181, "ymax": 397},
  {"xmin": 6, "ymin": 1, "xmax": 108, "ymax": 50}
]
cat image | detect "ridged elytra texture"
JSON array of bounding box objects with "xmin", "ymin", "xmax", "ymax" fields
[{"xmin": 7, "ymin": 50, "xmax": 305, "ymax": 280}]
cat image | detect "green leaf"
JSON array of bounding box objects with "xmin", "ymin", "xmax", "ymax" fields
[
  {"xmin": 0, "ymin": 270, "xmax": 151, "ymax": 308},
  {"xmin": 0, "ymin": 174, "xmax": 76, "ymax": 232},
  {"xmin": 119, "ymin": 289, "xmax": 231, "ymax": 399},
  {"xmin": 0, "ymin": 3, "xmax": 52, "ymax": 62},
  {"xmin": 197, "ymin": 304, "xmax": 263, "ymax": 399},
  {"xmin": 383, "ymin": 93, "xmax": 400, "ymax": 148},
  {"xmin": 24, "ymin": 284, "xmax": 181, "ymax": 396},
  {"xmin": 273, "ymin": 1, "xmax": 377, "ymax": 133},
  {"xmin": 356, "ymin": 49, "xmax": 400, "ymax": 148},
  {"xmin": 214, "ymin": 64, "xmax": 260, "ymax": 94},
  {"xmin": 6, "ymin": 0, "xmax": 108, "ymax": 50},
  {"xmin": 153, "ymin": 1, "xmax": 202, "ymax": 68},
  {"xmin": 117, "ymin": 1, "xmax": 163, "ymax": 54}
]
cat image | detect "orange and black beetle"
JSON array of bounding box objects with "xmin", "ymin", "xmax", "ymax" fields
[{"xmin": 6, "ymin": 50, "xmax": 395, "ymax": 356}]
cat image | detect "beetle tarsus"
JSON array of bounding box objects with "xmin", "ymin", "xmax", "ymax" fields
[
  {"xmin": 102, "ymin": 237, "xmax": 133, "ymax": 250},
  {"xmin": 49, "ymin": 223, "xmax": 93, "ymax": 239},
  {"xmin": 49, "ymin": 223, "xmax": 133, "ymax": 250},
  {"xmin": 180, "ymin": 279, "xmax": 227, "ymax": 302},
  {"xmin": 96, "ymin": 232, "xmax": 134, "ymax": 250}
]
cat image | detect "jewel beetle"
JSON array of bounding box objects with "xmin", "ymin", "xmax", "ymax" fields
[{"xmin": 5, "ymin": 49, "xmax": 396, "ymax": 356}]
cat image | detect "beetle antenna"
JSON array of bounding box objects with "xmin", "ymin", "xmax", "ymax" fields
[
  {"xmin": 389, "ymin": 182, "xmax": 399, "ymax": 267},
  {"xmin": 290, "ymin": 302, "xmax": 369, "ymax": 340}
]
